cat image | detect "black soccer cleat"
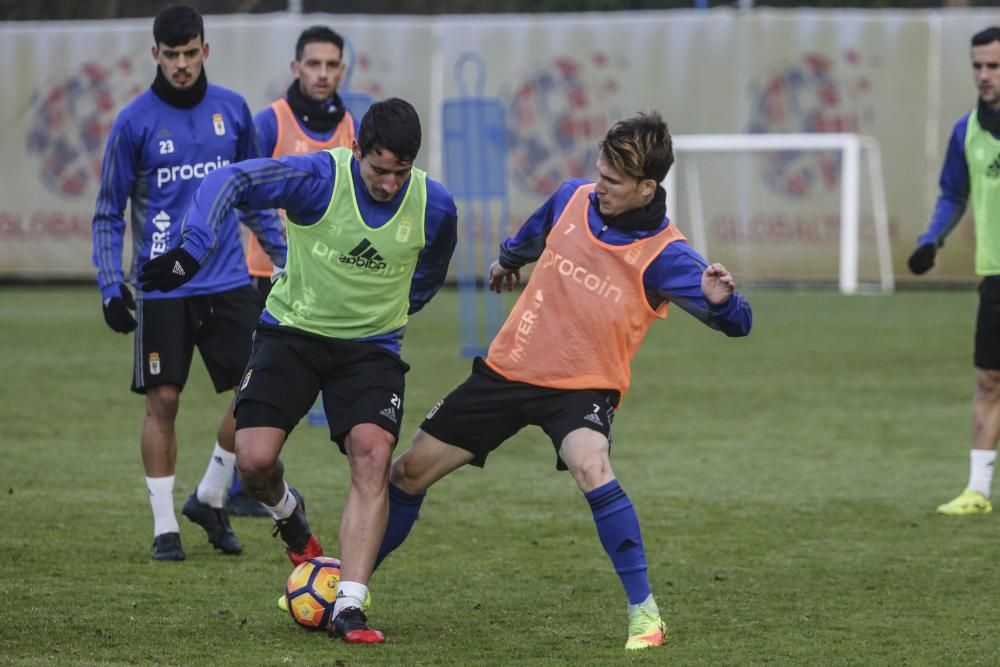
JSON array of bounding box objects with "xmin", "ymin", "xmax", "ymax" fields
[
  {"xmin": 151, "ymin": 532, "xmax": 185, "ymax": 561},
  {"xmin": 272, "ymin": 487, "xmax": 323, "ymax": 565},
  {"xmin": 225, "ymin": 490, "xmax": 271, "ymax": 518},
  {"xmin": 328, "ymin": 607, "xmax": 385, "ymax": 644},
  {"xmin": 182, "ymin": 492, "xmax": 243, "ymax": 555}
]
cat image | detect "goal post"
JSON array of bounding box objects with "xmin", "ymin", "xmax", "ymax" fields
[{"xmin": 664, "ymin": 133, "xmax": 893, "ymax": 295}]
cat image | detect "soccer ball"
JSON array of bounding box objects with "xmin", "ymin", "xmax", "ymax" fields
[{"xmin": 284, "ymin": 556, "xmax": 341, "ymax": 630}]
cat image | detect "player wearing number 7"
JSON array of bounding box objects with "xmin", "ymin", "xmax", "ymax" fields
[{"xmin": 374, "ymin": 111, "xmax": 753, "ymax": 650}]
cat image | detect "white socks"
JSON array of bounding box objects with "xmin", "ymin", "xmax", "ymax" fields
[
  {"xmin": 196, "ymin": 442, "xmax": 236, "ymax": 508},
  {"xmin": 333, "ymin": 581, "xmax": 369, "ymax": 617},
  {"xmin": 146, "ymin": 475, "xmax": 179, "ymax": 536},
  {"xmin": 968, "ymin": 449, "xmax": 997, "ymax": 497},
  {"xmin": 265, "ymin": 482, "xmax": 298, "ymax": 521}
]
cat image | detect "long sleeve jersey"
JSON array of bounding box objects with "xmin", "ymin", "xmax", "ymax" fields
[
  {"xmin": 499, "ymin": 179, "xmax": 753, "ymax": 337},
  {"xmin": 179, "ymin": 151, "xmax": 458, "ymax": 352},
  {"xmin": 917, "ymin": 113, "xmax": 982, "ymax": 248},
  {"xmin": 91, "ymin": 83, "xmax": 286, "ymax": 301}
]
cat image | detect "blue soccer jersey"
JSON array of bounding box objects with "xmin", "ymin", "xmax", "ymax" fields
[
  {"xmin": 91, "ymin": 83, "xmax": 286, "ymax": 301},
  {"xmin": 916, "ymin": 113, "xmax": 973, "ymax": 249}
]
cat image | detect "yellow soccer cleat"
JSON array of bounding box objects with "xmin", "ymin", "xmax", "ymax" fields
[
  {"xmin": 625, "ymin": 604, "xmax": 666, "ymax": 651},
  {"xmin": 936, "ymin": 489, "xmax": 992, "ymax": 516}
]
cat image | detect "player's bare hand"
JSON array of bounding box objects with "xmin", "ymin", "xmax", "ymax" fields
[
  {"xmin": 488, "ymin": 260, "xmax": 521, "ymax": 293},
  {"xmin": 702, "ymin": 262, "xmax": 735, "ymax": 305}
]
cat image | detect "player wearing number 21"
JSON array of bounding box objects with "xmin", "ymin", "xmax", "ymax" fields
[{"xmin": 139, "ymin": 98, "xmax": 457, "ymax": 644}]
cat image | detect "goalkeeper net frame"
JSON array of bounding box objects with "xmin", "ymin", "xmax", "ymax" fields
[{"xmin": 664, "ymin": 133, "xmax": 892, "ymax": 294}]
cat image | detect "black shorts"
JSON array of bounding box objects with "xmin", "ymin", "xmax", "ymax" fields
[
  {"xmin": 975, "ymin": 276, "xmax": 1000, "ymax": 370},
  {"xmin": 250, "ymin": 275, "xmax": 273, "ymax": 301},
  {"xmin": 234, "ymin": 324, "xmax": 410, "ymax": 450},
  {"xmin": 131, "ymin": 285, "xmax": 263, "ymax": 394},
  {"xmin": 420, "ymin": 358, "xmax": 619, "ymax": 470}
]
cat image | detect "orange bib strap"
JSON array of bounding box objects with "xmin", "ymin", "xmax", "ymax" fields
[
  {"xmin": 247, "ymin": 99, "xmax": 356, "ymax": 277},
  {"xmin": 271, "ymin": 98, "xmax": 355, "ymax": 158}
]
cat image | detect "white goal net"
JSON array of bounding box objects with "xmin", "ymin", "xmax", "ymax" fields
[{"xmin": 664, "ymin": 133, "xmax": 892, "ymax": 294}]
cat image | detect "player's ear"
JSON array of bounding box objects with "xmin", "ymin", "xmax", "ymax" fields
[
  {"xmin": 352, "ymin": 139, "xmax": 362, "ymax": 161},
  {"xmin": 639, "ymin": 178, "xmax": 656, "ymax": 198},
  {"xmin": 151, "ymin": 45, "xmax": 158, "ymax": 62},
  {"xmin": 290, "ymin": 59, "xmax": 300, "ymax": 77},
  {"xmin": 202, "ymin": 42, "xmax": 210, "ymax": 60}
]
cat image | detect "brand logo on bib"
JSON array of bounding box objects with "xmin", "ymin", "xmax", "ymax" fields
[
  {"xmin": 987, "ymin": 151, "xmax": 1000, "ymax": 179},
  {"xmin": 341, "ymin": 239, "xmax": 388, "ymax": 271}
]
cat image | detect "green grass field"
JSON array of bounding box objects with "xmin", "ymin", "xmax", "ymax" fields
[{"xmin": 3, "ymin": 285, "xmax": 1000, "ymax": 665}]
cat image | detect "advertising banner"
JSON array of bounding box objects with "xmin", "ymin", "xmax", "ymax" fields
[{"xmin": 0, "ymin": 10, "xmax": 995, "ymax": 282}]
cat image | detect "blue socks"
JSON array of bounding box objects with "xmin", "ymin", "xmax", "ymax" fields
[
  {"xmin": 586, "ymin": 479, "xmax": 651, "ymax": 605},
  {"xmin": 374, "ymin": 482, "xmax": 425, "ymax": 571},
  {"xmin": 228, "ymin": 470, "xmax": 243, "ymax": 498},
  {"xmin": 373, "ymin": 477, "xmax": 651, "ymax": 607}
]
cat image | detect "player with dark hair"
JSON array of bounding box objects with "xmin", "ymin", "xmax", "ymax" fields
[
  {"xmin": 373, "ymin": 110, "xmax": 753, "ymax": 651},
  {"xmin": 228, "ymin": 24, "xmax": 362, "ymax": 518},
  {"xmin": 244, "ymin": 24, "xmax": 359, "ymax": 299},
  {"xmin": 909, "ymin": 26, "xmax": 1000, "ymax": 516},
  {"xmin": 91, "ymin": 4, "xmax": 285, "ymax": 561},
  {"xmin": 140, "ymin": 97, "xmax": 457, "ymax": 644},
  {"xmin": 152, "ymin": 2, "xmax": 203, "ymax": 46}
]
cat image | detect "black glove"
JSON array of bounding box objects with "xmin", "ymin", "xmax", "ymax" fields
[
  {"xmin": 102, "ymin": 283, "xmax": 137, "ymax": 333},
  {"xmin": 138, "ymin": 247, "xmax": 200, "ymax": 292},
  {"xmin": 907, "ymin": 243, "xmax": 937, "ymax": 275}
]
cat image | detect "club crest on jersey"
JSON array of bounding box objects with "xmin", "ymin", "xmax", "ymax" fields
[
  {"xmin": 624, "ymin": 246, "xmax": 642, "ymax": 265},
  {"xmin": 212, "ymin": 113, "xmax": 226, "ymax": 136},
  {"xmin": 149, "ymin": 352, "xmax": 161, "ymax": 375},
  {"xmin": 395, "ymin": 215, "xmax": 413, "ymax": 243}
]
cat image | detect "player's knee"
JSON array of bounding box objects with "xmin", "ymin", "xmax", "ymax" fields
[
  {"xmin": 347, "ymin": 424, "xmax": 395, "ymax": 461},
  {"xmin": 389, "ymin": 454, "xmax": 424, "ymax": 493},
  {"xmin": 388, "ymin": 458, "xmax": 406, "ymax": 486},
  {"xmin": 346, "ymin": 425, "xmax": 393, "ymax": 478},
  {"xmin": 234, "ymin": 451, "xmax": 270, "ymax": 481},
  {"xmin": 564, "ymin": 445, "xmax": 613, "ymax": 491},
  {"xmin": 976, "ymin": 369, "xmax": 1000, "ymax": 399},
  {"xmin": 575, "ymin": 458, "xmax": 613, "ymax": 490},
  {"xmin": 145, "ymin": 385, "xmax": 180, "ymax": 422},
  {"xmin": 234, "ymin": 436, "xmax": 279, "ymax": 480},
  {"xmin": 561, "ymin": 430, "xmax": 611, "ymax": 489}
]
